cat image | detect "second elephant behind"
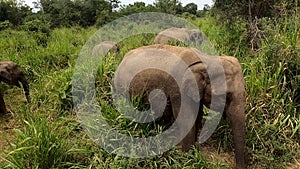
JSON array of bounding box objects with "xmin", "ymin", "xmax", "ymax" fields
[{"xmin": 154, "ymin": 27, "xmax": 203, "ymax": 46}]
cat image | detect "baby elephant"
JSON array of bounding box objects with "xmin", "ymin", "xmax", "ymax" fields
[
  {"xmin": 0, "ymin": 61, "xmax": 30, "ymax": 114},
  {"xmin": 92, "ymin": 41, "xmax": 120, "ymax": 57},
  {"xmin": 114, "ymin": 44, "xmax": 246, "ymax": 169}
]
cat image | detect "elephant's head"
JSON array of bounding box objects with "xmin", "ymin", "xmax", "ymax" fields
[
  {"xmin": 188, "ymin": 29, "xmax": 203, "ymax": 46},
  {"xmin": 0, "ymin": 61, "xmax": 30, "ymax": 103},
  {"xmin": 177, "ymin": 49, "xmax": 246, "ymax": 169}
]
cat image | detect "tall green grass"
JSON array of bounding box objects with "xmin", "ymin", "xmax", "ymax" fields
[
  {"xmin": 192, "ymin": 8, "xmax": 299, "ymax": 168},
  {"xmin": 0, "ymin": 9, "xmax": 299, "ymax": 168},
  {"xmin": 243, "ymin": 14, "xmax": 300, "ymax": 167},
  {"xmin": 4, "ymin": 112, "xmax": 69, "ymax": 168}
]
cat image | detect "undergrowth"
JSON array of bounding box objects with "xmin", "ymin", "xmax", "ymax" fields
[{"xmin": 0, "ymin": 9, "xmax": 299, "ymax": 169}]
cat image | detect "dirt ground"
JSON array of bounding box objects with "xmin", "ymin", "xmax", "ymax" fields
[
  {"xmin": 198, "ymin": 144, "xmax": 235, "ymax": 168},
  {"xmin": 0, "ymin": 112, "xmax": 17, "ymax": 163},
  {"xmin": 286, "ymin": 160, "xmax": 300, "ymax": 169}
]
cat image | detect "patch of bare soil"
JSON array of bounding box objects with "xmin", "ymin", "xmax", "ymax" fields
[
  {"xmin": 197, "ymin": 144, "xmax": 235, "ymax": 169},
  {"xmin": 286, "ymin": 159, "xmax": 300, "ymax": 169},
  {"xmin": 0, "ymin": 112, "xmax": 17, "ymax": 163}
]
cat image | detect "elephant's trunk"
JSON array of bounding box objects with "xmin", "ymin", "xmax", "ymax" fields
[{"xmin": 19, "ymin": 76, "xmax": 30, "ymax": 103}]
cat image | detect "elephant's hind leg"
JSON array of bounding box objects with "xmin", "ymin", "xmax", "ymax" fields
[
  {"xmin": 171, "ymin": 95, "xmax": 198, "ymax": 151},
  {"xmin": 0, "ymin": 93, "xmax": 7, "ymax": 114}
]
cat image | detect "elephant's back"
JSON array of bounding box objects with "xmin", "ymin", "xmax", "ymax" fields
[
  {"xmin": 153, "ymin": 27, "xmax": 189, "ymax": 44},
  {"xmin": 92, "ymin": 41, "xmax": 119, "ymax": 56},
  {"xmin": 0, "ymin": 61, "xmax": 22, "ymax": 76},
  {"xmin": 0, "ymin": 61, "xmax": 18, "ymax": 69},
  {"xmin": 124, "ymin": 44, "xmax": 202, "ymax": 67},
  {"xmin": 115, "ymin": 44, "xmax": 199, "ymax": 97},
  {"xmin": 129, "ymin": 68, "xmax": 179, "ymax": 95}
]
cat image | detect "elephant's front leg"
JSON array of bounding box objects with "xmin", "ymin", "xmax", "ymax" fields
[
  {"xmin": 171, "ymin": 94, "xmax": 199, "ymax": 151},
  {"xmin": 0, "ymin": 93, "xmax": 7, "ymax": 114},
  {"xmin": 196, "ymin": 103, "xmax": 204, "ymax": 132},
  {"xmin": 226, "ymin": 94, "xmax": 246, "ymax": 169}
]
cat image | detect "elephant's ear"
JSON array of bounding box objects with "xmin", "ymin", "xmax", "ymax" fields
[
  {"xmin": 182, "ymin": 69, "xmax": 205, "ymax": 102},
  {"xmin": 0, "ymin": 69, "xmax": 12, "ymax": 82},
  {"xmin": 182, "ymin": 62, "xmax": 208, "ymax": 102},
  {"xmin": 182, "ymin": 78, "xmax": 199, "ymax": 102}
]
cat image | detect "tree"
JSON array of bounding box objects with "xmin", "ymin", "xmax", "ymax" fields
[
  {"xmin": 203, "ymin": 4, "xmax": 210, "ymax": 11},
  {"xmin": 154, "ymin": 0, "xmax": 183, "ymax": 15},
  {"xmin": 36, "ymin": 0, "xmax": 120, "ymax": 27},
  {"xmin": 119, "ymin": 2, "xmax": 156, "ymax": 16},
  {"xmin": 212, "ymin": 0, "xmax": 299, "ymax": 21},
  {"xmin": 183, "ymin": 2, "xmax": 197, "ymax": 15},
  {"xmin": 0, "ymin": 0, "xmax": 31, "ymax": 27},
  {"xmin": 212, "ymin": 0, "xmax": 300, "ymax": 51}
]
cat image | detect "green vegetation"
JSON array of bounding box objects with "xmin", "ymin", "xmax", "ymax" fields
[{"xmin": 0, "ymin": 0, "xmax": 299, "ymax": 168}]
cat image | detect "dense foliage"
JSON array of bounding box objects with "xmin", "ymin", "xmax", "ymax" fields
[
  {"xmin": 0, "ymin": 0, "xmax": 205, "ymax": 28},
  {"xmin": 0, "ymin": 0, "xmax": 299, "ymax": 168}
]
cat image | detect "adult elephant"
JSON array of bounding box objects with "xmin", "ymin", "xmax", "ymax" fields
[
  {"xmin": 154, "ymin": 27, "xmax": 203, "ymax": 46},
  {"xmin": 0, "ymin": 61, "xmax": 30, "ymax": 114},
  {"xmin": 113, "ymin": 44, "xmax": 246, "ymax": 169}
]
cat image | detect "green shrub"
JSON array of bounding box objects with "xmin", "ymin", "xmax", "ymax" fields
[
  {"xmin": 21, "ymin": 19, "xmax": 51, "ymax": 47},
  {"xmin": 0, "ymin": 20, "xmax": 12, "ymax": 30}
]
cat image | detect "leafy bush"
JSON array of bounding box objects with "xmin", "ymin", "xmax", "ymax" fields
[
  {"xmin": 181, "ymin": 12, "xmax": 197, "ymax": 20},
  {"xmin": 0, "ymin": 20, "xmax": 12, "ymax": 30},
  {"xmin": 21, "ymin": 19, "xmax": 50, "ymax": 35},
  {"xmin": 20, "ymin": 19, "xmax": 51, "ymax": 47}
]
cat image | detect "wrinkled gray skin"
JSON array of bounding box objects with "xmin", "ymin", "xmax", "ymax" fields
[
  {"xmin": 114, "ymin": 45, "xmax": 246, "ymax": 169},
  {"xmin": 0, "ymin": 61, "xmax": 30, "ymax": 114},
  {"xmin": 154, "ymin": 27, "xmax": 203, "ymax": 46},
  {"xmin": 92, "ymin": 41, "xmax": 120, "ymax": 57}
]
